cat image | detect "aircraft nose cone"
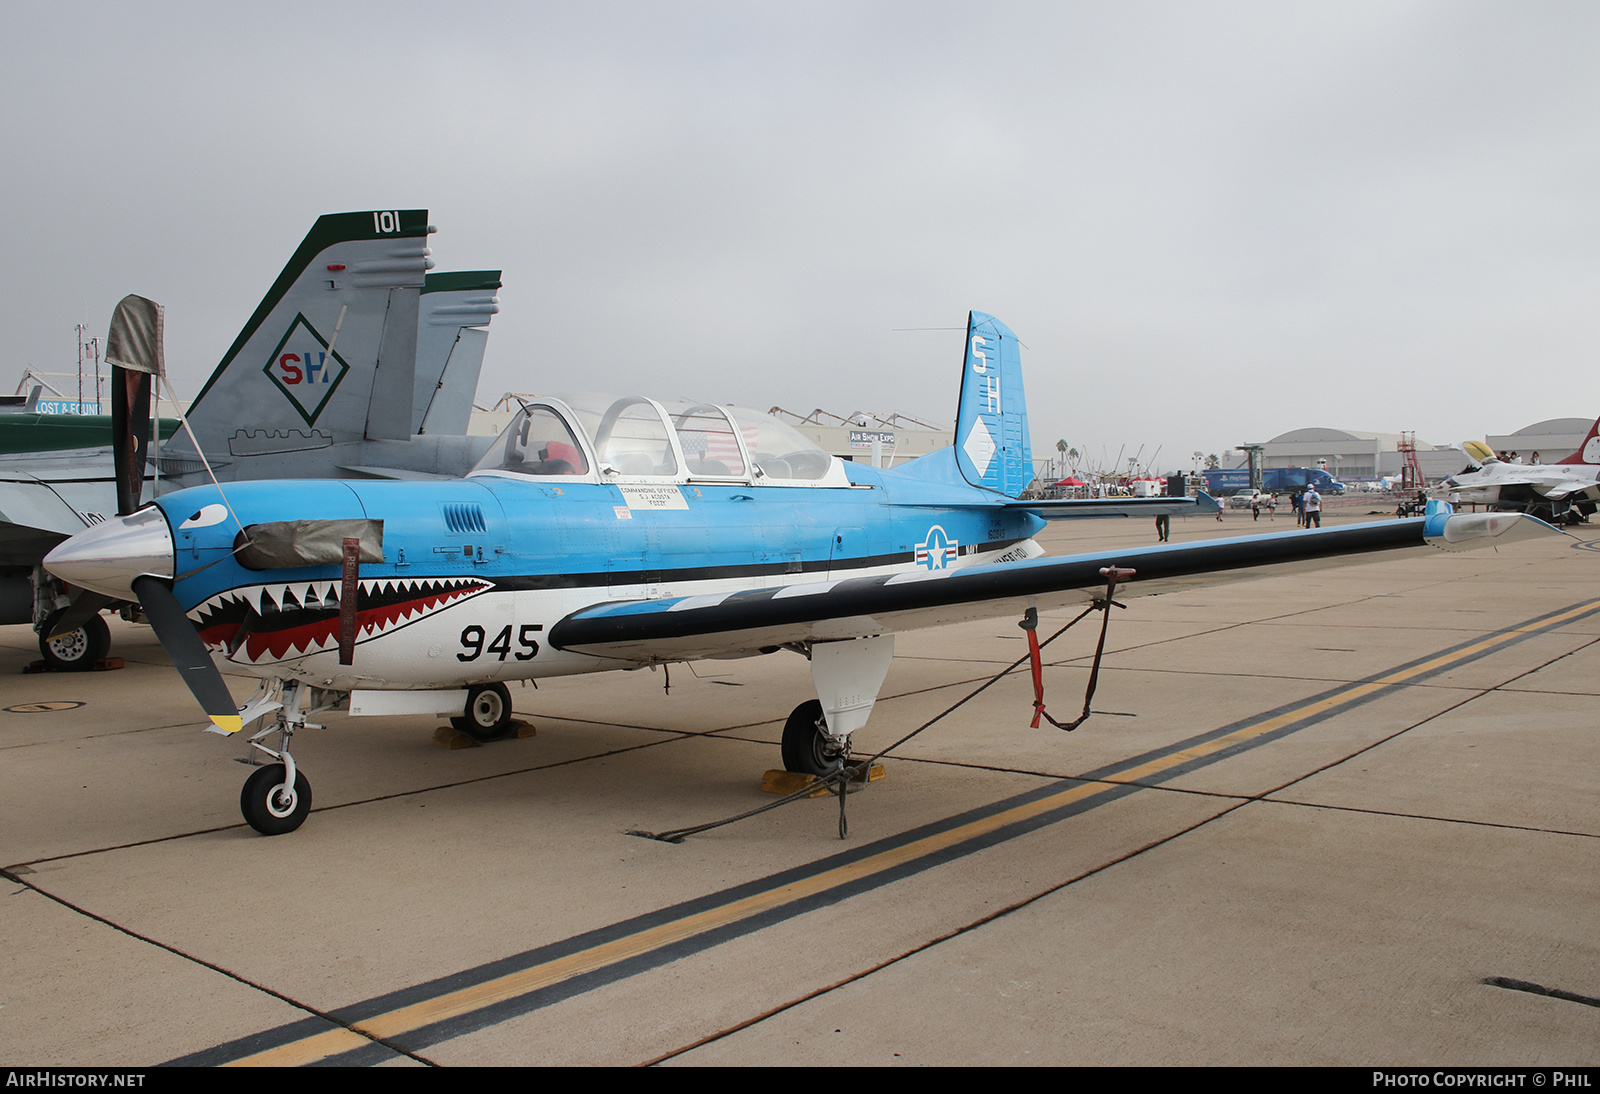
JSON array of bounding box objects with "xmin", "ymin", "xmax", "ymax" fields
[{"xmin": 44, "ymin": 507, "xmax": 175, "ymax": 600}]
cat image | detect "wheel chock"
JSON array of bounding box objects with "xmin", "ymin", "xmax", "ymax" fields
[
  {"xmin": 22, "ymin": 657, "xmax": 124, "ymax": 675},
  {"xmin": 761, "ymin": 762, "xmax": 884, "ymax": 796},
  {"xmin": 432, "ymin": 718, "xmax": 536, "ymax": 749}
]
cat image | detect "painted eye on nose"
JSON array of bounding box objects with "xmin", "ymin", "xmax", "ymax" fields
[{"xmin": 179, "ymin": 504, "xmax": 230, "ymax": 530}]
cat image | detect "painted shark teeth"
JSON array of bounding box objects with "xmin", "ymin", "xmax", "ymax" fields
[{"xmin": 186, "ymin": 577, "xmax": 491, "ymax": 665}]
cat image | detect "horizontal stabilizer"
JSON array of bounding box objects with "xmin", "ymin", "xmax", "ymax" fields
[
  {"xmin": 336, "ymin": 465, "xmax": 457, "ymax": 481},
  {"xmin": 1006, "ymin": 492, "xmax": 1221, "ymax": 519}
]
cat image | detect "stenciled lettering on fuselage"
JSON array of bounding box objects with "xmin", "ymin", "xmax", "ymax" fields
[
  {"xmin": 262, "ymin": 313, "xmax": 351, "ymax": 426},
  {"xmin": 616, "ymin": 484, "xmax": 690, "ymax": 512},
  {"xmin": 915, "ymin": 524, "xmax": 959, "ymax": 570}
]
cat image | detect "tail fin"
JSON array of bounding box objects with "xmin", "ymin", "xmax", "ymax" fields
[
  {"xmin": 1556, "ymin": 415, "xmax": 1600, "ymax": 465},
  {"xmin": 953, "ymin": 311, "xmax": 1033, "ymax": 497},
  {"xmin": 169, "ymin": 210, "xmax": 435, "ymax": 472},
  {"xmin": 413, "ymin": 270, "xmax": 501, "ymax": 436}
]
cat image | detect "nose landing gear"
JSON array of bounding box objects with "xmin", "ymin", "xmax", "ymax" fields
[
  {"xmin": 241, "ymin": 762, "xmax": 312, "ymax": 835},
  {"xmin": 237, "ymin": 680, "xmax": 330, "ymax": 835}
]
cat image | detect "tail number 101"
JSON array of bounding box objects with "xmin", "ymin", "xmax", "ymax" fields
[{"xmin": 458, "ymin": 624, "xmax": 541, "ymax": 662}]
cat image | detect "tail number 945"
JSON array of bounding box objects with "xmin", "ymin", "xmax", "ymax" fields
[{"xmin": 458, "ymin": 624, "xmax": 542, "ymax": 662}]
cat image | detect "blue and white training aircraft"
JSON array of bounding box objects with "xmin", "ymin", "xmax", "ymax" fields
[{"xmin": 42, "ymin": 312, "xmax": 1559, "ymax": 834}]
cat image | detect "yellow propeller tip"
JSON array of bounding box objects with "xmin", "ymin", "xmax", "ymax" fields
[{"xmin": 210, "ymin": 715, "xmax": 244, "ymax": 734}]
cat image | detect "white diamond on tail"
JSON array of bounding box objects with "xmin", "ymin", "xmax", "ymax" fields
[{"xmin": 964, "ymin": 418, "xmax": 996, "ymax": 479}]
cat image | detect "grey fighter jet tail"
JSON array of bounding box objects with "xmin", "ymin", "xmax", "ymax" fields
[
  {"xmin": 161, "ymin": 209, "xmax": 435, "ymax": 484},
  {"xmin": 414, "ymin": 270, "xmax": 502, "ymax": 437},
  {"xmin": 160, "ymin": 211, "xmax": 501, "ymax": 485}
]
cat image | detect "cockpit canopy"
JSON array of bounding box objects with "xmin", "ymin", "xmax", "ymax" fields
[{"xmin": 470, "ymin": 394, "xmax": 840, "ymax": 485}]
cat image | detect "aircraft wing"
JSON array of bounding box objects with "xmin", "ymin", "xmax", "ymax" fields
[
  {"xmin": 1538, "ymin": 477, "xmax": 1599, "ymax": 500},
  {"xmin": 549, "ymin": 513, "xmax": 1559, "ymax": 663}
]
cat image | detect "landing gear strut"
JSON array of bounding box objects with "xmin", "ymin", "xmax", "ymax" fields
[{"xmin": 238, "ymin": 680, "xmax": 326, "ymax": 835}]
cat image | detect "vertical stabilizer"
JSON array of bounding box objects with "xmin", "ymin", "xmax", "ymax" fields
[
  {"xmin": 364, "ymin": 286, "xmax": 422, "ymax": 441},
  {"xmin": 414, "ymin": 271, "xmax": 501, "ymax": 436},
  {"xmin": 168, "ymin": 210, "xmax": 435, "ymax": 475},
  {"xmin": 1555, "ymin": 415, "xmax": 1600, "ymax": 465},
  {"xmin": 952, "ymin": 311, "xmax": 1034, "ymax": 497}
]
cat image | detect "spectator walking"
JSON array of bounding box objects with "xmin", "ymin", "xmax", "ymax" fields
[{"xmin": 1303, "ymin": 485, "xmax": 1322, "ymax": 528}]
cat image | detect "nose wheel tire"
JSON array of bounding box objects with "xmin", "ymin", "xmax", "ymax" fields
[
  {"xmin": 38, "ymin": 609, "xmax": 110, "ymax": 672},
  {"xmin": 781, "ymin": 699, "xmax": 843, "ymax": 777},
  {"xmin": 452, "ymin": 682, "xmax": 514, "ymax": 741},
  {"xmin": 240, "ymin": 764, "xmax": 312, "ymax": 835}
]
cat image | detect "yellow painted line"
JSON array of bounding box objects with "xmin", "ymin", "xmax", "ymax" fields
[
  {"xmin": 225, "ymin": 1027, "xmax": 372, "ymax": 1067},
  {"xmin": 225, "ymin": 599, "xmax": 1600, "ymax": 1066},
  {"xmin": 229, "ymin": 782, "xmax": 1110, "ymax": 1066}
]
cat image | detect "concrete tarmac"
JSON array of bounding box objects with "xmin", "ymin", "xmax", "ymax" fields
[{"xmin": 2, "ymin": 500, "xmax": 1597, "ymax": 1066}]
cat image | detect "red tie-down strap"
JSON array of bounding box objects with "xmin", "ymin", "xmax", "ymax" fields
[{"xmin": 1023, "ymin": 566, "xmax": 1135, "ymax": 731}]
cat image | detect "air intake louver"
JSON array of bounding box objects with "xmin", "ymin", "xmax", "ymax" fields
[{"xmin": 443, "ymin": 503, "xmax": 487, "ymax": 534}]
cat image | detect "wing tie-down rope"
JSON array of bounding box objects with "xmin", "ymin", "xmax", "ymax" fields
[
  {"xmin": 1023, "ymin": 566, "xmax": 1134, "ymax": 732},
  {"xmin": 631, "ymin": 567, "xmax": 1133, "ymax": 843}
]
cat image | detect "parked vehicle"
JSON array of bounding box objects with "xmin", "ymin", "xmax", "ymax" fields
[{"xmin": 1203, "ymin": 467, "xmax": 1344, "ymax": 496}]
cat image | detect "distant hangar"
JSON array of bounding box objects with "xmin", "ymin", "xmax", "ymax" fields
[{"xmin": 1231, "ymin": 419, "xmax": 1593, "ymax": 481}]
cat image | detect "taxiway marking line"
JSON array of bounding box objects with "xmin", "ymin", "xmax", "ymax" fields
[
  {"xmin": 1107, "ymin": 606, "xmax": 1595, "ymax": 785},
  {"xmin": 225, "ymin": 1027, "xmax": 372, "ymax": 1066},
  {"xmin": 219, "ymin": 598, "xmax": 1600, "ymax": 1067},
  {"xmin": 231, "ymin": 778, "xmax": 1110, "ymax": 1066}
]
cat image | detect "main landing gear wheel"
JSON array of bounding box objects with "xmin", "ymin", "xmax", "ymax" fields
[
  {"xmin": 240, "ymin": 763, "xmax": 312, "ymax": 835},
  {"xmin": 38, "ymin": 608, "xmax": 110, "ymax": 672},
  {"xmin": 452, "ymin": 682, "xmax": 514, "ymax": 741},
  {"xmin": 782, "ymin": 699, "xmax": 843, "ymax": 777}
]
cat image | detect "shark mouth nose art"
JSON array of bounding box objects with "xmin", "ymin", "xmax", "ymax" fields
[{"xmin": 191, "ymin": 577, "xmax": 491, "ymax": 664}]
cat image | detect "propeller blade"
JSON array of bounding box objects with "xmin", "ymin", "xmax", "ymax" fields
[
  {"xmin": 106, "ymin": 295, "xmax": 164, "ymax": 515},
  {"xmin": 111, "ymin": 366, "xmax": 153, "ymax": 515},
  {"xmin": 131, "ymin": 574, "xmax": 241, "ymax": 734},
  {"xmin": 46, "ymin": 592, "xmax": 115, "ymax": 641}
]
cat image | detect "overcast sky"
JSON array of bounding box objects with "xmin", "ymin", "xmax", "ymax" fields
[{"xmin": 4, "ymin": 0, "xmax": 1597, "ymax": 474}]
